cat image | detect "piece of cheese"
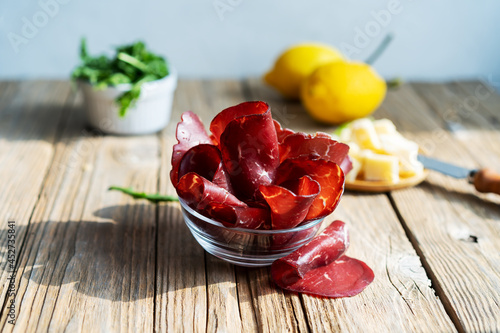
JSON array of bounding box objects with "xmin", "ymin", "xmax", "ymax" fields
[
  {"xmin": 345, "ymin": 156, "xmax": 362, "ymax": 182},
  {"xmin": 350, "ymin": 118, "xmax": 381, "ymax": 150},
  {"xmin": 374, "ymin": 118, "xmax": 397, "ymax": 136},
  {"xmin": 363, "ymin": 151, "xmax": 399, "ymax": 183},
  {"xmin": 378, "ymin": 134, "xmax": 423, "ymax": 178},
  {"xmin": 347, "ymin": 142, "xmax": 361, "ymax": 159}
]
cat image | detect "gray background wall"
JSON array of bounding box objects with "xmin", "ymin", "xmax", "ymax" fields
[{"xmin": 1, "ymin": 0, "xmax": 499, "ymax": 85}]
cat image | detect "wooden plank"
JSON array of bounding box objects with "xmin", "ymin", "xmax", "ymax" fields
[
  {"xmin": 301, "ymin": 194, "xmax": 457, "ymax": 333},
  {"xmin": 412, "ymin": 82, "xmax": 500, "ymax": 173},
  {"xmin": 376, "ymin": 83, "xmax": 500, "ymax": 332},
  {"xmin": 2, "ymin": 79, "xmax": 498, "ymax": 332},
  {"xmin": 0, "ymin": 81, "xmax": 19, "ymax": 113},
  {"xmin": 453, "ymin": 80, "xmax": 500, "ymax": 128},
  {"xmin": 186, "ymin": 80, "xmax": 245, "ymax": 333},
  {"xmin": 0, "ymin": 81, "xmax": 71, "ymax": 309},
  {"xmin": 245, "ymin": 78, "xmax": 455, "ymax": 333},
  {"xmin": 155, "ymin": 80, "xmax": 207, "ymax": 333},
  {"xmin": 0, "ymin": 87, "xmax": 159, "ymax": 332}
]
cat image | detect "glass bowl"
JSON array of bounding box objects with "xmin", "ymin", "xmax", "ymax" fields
[{"xmin": 179, "ymin": 199, "xmax": 325, "ymax": 267}]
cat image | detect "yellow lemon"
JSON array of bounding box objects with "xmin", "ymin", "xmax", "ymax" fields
[
  {"xmin": 264, "ymin": 43, "xmax": 344, "ymax": 99},
  {"xmin": 301, "ymin": 61, "xmax": 386, "ymax": 125}
]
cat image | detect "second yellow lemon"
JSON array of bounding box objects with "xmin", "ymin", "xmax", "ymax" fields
[
  {"xmin": 264, "ymin": 43, "xmax": 343, "ymax": 99},
  {"xmin": 301, "ymin": 61, "xmax": 387, "ymax": 125}
]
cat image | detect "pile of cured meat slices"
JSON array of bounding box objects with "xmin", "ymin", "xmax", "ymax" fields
[{"xmin": 171, "ymin": 101, "xmax": 374, "ymax": 297}]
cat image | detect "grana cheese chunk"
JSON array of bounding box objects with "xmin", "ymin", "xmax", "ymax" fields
[
  {"xmin": 350, "ymin": 118, "xmax": 381, "ymax": 150},
  {"xmin": 362, "ymin": 151, "xmax": 399, "ymax": 183}
]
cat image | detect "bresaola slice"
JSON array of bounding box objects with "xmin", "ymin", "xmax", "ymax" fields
[
  {"xmin": 271, "ymin": 221, "xmax": 374, "ymax": 297},
  {"xmin": 275, "ymin": 157, "xmax": 345, "ymax": 221},
  {"xmin": 259, "ymin": 176, "xmax": 320, "ymax": 230},
  {"xmin": 176, "ymin": 172, "xmax": 241, "ymax": 209},
  {"xmin": 218, "ymin": 102, "xmax": 280, "ymax": 201},
  {"xmin": 177, "ymin": 144, "xmax": 221, "ymax": 183},
  {"xmin": 210, "ymin": 101, "xmax": 271, "ymax": 144},
  {"xmin": 274, "ymin": 120, "xmax": 295, "ymax": 143},
  {"xmin": 340, "ymin": 155, "xmax": 353, "ymax": 176},
  {"xmin": 282, "ymin": 257, "xmax": 375, "ymax": 297},
  {"xmin": 279, "ymin": 132, "xmax": 353, "ymax": 174},
  {"xmin": 273, "ymin": 220, "xmax": 349, "ymax": 278},
  {"xmin": 171, "ymin": 112, "xmax": 213, "ymax": 185},
  {"xmin": 176, "ymin": 172, "xmax": 269, "ymax": 228},
  {"xmin": 176, "ymin": 144, "xmax": 232, "ymax": 192},
  {"xmin": 206, "ymin": 203, "xmax": 269, "ymax": 229}
]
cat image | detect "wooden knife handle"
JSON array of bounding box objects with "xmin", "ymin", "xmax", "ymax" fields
[{"xmin": 473, "ymin": 168, "xmax": 500, "ymax": 195}]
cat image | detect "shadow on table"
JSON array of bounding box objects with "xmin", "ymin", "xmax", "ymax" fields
[
  {"xmin": 420, "ymin": 180, "xmax": 500, "ymax": 215},
  {"xmin": 5, "ymin": 202, "xmax": 297, "ymax": 304},
  {"xmin": 5, "ymin": 203, "xmax": 214, "ymax": 302}
]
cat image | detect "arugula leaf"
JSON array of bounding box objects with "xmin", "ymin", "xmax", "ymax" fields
[
  {"xmin": 116, "ymin": 74, "xmax": 157, "ymax": 117},
  {"xmin": 117, "ymin": 52, "xmax": 150, "ymax": 73},
  {"xmin": 109, "ymin": 186, "xmax": 179, "ymax": 203},
  {"xmin": 71, "ymin": 38, "xmax": 169, "ymax": 117},
  {"xmin": 106, "ymin": 73, "xmax": 131, "ymax": 86}
]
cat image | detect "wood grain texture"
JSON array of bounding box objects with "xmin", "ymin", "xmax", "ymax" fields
[
  {"xmin": 376, "ymin": 83, "xmax": 500, "ymax": 332},
  {"xmin": 155, "ymin": 80, "xmax": 208, "ymax": 333},
  {"xmin": 191, "ymin": 80, "xmax": 245, "ymax": 333},
  {"xmin": 412, "ymin": 82, "xmax": 500, "ymax": 171},
  {"xmin": 1, "ymin": 80, "xmax": 499, "ymax": 332},
  {"xmin": 0, "ymin": 87, "xmax": 159, "ymax": 332},
  {"xmin": 454, "ymin": 80, "xmax": 500, "ymax": 129},
  {"xmin": 0, "ymin": 81, "xmax": 71, "ymax": 309},
  {"xmin": 299, "ymin": 193, "xmax": 456, "ymax": 333},
  {"xmin": 246, "ymin": 78, "xmax": 456, "ymax": 333}
]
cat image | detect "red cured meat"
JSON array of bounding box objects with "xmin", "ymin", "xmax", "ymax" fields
[
  {"xmin": 218, "ymin": 102, "xmax": 280, "ymax": 201},
  {"xmin": 176, "ymin": 172, "xmax": 270, "ymax": 228},
  {"xmin": 171, "ymin": 112, "xmax": 213, "ymax": 185},
  {"xmin": 279, "ymin": 132, "xmax": 351, "ymax": 174},
  {"xmin": 176, "ymin": 144, "xmax": 221, "ymax": 183},
  {"xmin": 273, "ymin": 120, "xmax": 295, "ymax": 143},
  {"xmin": 275, "ymin": 157, "xmax": 345, "ymax": 221},
  {"xmin": 272, "ymin": 220, "xmax": 349, "ymax": 278},
  {"xmin": 275, "ymin": 256, "xmax": 374, "ymax": 297},
  {"xmin": 210, "ymin": 101, "xmax": 270, "ymax": 144},
  {"xmin": 339, "ymin": 155, "xmax": 353, "ymax": 175},
  {"xmin": 271, "ymin": 221, "xmax": 374, "ymax": 297},
  {"xmin": 206, "ymin": 202, "xmax": 269, "ymax": 229},
  {"xmin": 177, "ymin": 144, "xmax": 232, "ymax": 192},
  {"xmin": 212, "ymin": 164, "xmax": 234, "ymax": 193},
  {"xmin": 176, "ymin": 172, "xmax": 244, "ymax": 211},
  {"xmin": 259, "ymin": 176, "xmax": 320, "ymax": 230}
]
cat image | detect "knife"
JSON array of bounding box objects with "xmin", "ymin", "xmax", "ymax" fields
[{"xmin": 417, "ymin": 155, "xmax": 500, "ymax": 195}]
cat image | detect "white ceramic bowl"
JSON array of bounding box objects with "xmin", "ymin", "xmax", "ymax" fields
[{"xmin": 80, "ymin": 69, "xmax": 177, "ymax": 135}]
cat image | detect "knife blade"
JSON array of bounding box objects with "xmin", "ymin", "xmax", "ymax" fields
[
  {"xmin": 417, "ymin": 154, "xmax": 500, "ymax": 195},
  {"xmin": 417, "ymin": 155, "xmax": 475, "ymax": 179}
]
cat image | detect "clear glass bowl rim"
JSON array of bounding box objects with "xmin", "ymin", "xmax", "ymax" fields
[{"xmin": 179, "ymin": 198, "xmax": 325, "ymax": 235}]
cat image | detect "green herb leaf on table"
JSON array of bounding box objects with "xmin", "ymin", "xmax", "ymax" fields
[
  {"xmin": 109, "ymin": 186, "xmax": 178, "ymax": 203},
  {"xmin": 333, "ymin": 122, "xmax": 351, "ymax": 137},
  {"xmin": 71, "ymin": 38, "xmax": 169, "ymax": 117}
]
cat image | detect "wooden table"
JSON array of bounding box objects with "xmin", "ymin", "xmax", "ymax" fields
[{"xmin": 0, "ymin": 79, "xmax": 499, "ymax": 333}]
